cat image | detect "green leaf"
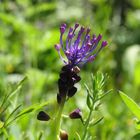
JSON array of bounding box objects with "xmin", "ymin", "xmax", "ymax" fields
[
  {"xmin": 86, "ymin": 94, "xmax": 92, "ymax": 110},
  {"xmin": 134, "ymin": 119, "xmax": 140, "ymax": 130},
  {"xmin": 85, "ymin": 84, "xmax": 93, "ymax": 109},
  {"xmin": 119, "ymin": 91, "xmax": 140, "ymax": 120},
  {"xmin": 5, "ymin": 104, "xmax": 22, "ymax": 125},
  {"xmin": 75, "ymin": 132, "xmax": 81, "ymax": 140},
  {"xmin": 0, "ymin": 76, "xmax": 27, "ymax": 109},
  {"xmin": 5, "ymin": 101, "xmax": 49, "ymax": 127},
  {"xmin": 132, "ymin": 133, "xmax": 140, "ymax": 140},
  {"xmin": 10, "ymin": 76, "xmax": 27, "ymax": 98},
  {"xmin": 37, "ymin": 131, "xmax": 43, "ymax": 140},
  {"xmin": 0, "ymin": 121, "xmax": 4, "ymax": 129},
  {"xmin": 89, "ymin": 117, "xmax": 104, "ymax": 127}
]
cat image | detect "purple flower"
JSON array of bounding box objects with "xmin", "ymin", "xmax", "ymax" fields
[
  {"xmin": 55, "ymin": 23, "xmax": 107, "ymax": 68},
  {"xmin": 37, "ymin": 111, "xmax": 50, "ymax": 121},
  {"xmin": 69, "ymin": 108, "xmax": 82, "ymax": 119}
]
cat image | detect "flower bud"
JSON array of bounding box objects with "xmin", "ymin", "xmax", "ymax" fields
[
  {"xmin": 68, "ymin": 86, "xmax": 77, "ymax": 97},
  {"xmin": 97, "ymin": 34, "xmax": 102, "ymax": 41},
  {"xmin": 60, "ymin": 130, "xmax": 68, "ymax": 140},
  {"xmin": 60, "ymin": 25, "xmax": 66, "ymax": 34},
  {"xmin": 61, "ymin": 23, "xmax": 67, "ymax": 28},
  {"xmin": 55, "ymin": 44, "xmax": 61, "ymax": 51},
  {"xmin": 72, "ymin": 66, "xmax": 80, "ymax": 73},
  {"xmin": 80, "ymin": 26, "xmax": 85, "ymax": 32},
  {"xmin": 75, "ymin": 23, "xmax": 79, "ymax": 29},
  {"xmin": 101, "ymin": 41, "xmax": 108, "ymax": 47},
  {"xmin": 69, "ymin": 108, "xmax": 82, "ymax": 119},
  {"xmin": 86, "ymin": 28, "xmax": 90, "ymax": 34},
  {"xmin": 37, "ymin": 111, "xmax": 50, "ymax": 121}
]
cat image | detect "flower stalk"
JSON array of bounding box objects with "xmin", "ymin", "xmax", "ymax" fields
[
  {"xmin": 82, "ymin": 104, "xmax": 94, "ymax": 140},
  {"xmin": 54, "ymin": 96, "xmax": 66, "ymax": 140}
]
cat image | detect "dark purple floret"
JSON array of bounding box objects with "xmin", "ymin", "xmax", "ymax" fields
[
  {"xmin": 57, "ymin": 65, "xmax": 81, "ymax": 103},
  {"xmin": 69, "ymin": 108, "xmax": 82, "ymax": 119},
  {"xmin": 37, "ymin": 111, "xmax": 50, "ymax": 121},
  {"xmin": 55, "ymin": 23, "xmax": 108, "ymax": 68},
  {"xmin": 68, "ymin": 86, "xmax": 77, "ymax": 97}
]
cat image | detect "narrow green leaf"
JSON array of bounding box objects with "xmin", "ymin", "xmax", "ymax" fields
[
  {"xmin": 75, "ymin": 132, "xmax": 81, "ymax": 140},
  {"xmin": 2, "ymin": 128, "xmax": 9, "ymax": 138},
  {"xmin": 89, "ymin": 117, "xmax": 104, "ymax": 127},
  {"xmin": 0, "ymin": 76, "xmax": 27, "ymax": 109},
  {"xmin": 5, "ymin": 101, "xmax": 49, "ymax": 127},
  {"xmin": 9, "ymin": 76, "xmax": 27, "ymax": 99},
  {"xmin": 86, "ymin": 94, "xmax": 92, "ymax": 110},
  {"xmin": 0, "ymin": 121, "xmax": 4, "ymax": 129},
  {"xmin": 85, "ymin": 84, "xmax": 93, "ymax": 109},
  {"xmin": 37, "ymin": 131, "xmax": 43, "ymax": 140},
  {"xmin": 95, "ymin": 89, "xmax": 113, "ymax": 102},
  {"xmin": 119, "ymin": 91, "xmax": 140, "ymax": 120},
  {"xmin": 5, "ymin": 105, "xmax": 22, "ymax": 124},
  {"xmin": 0, "ymin": 103, "xmax": 10, "ymax": 115},
  {"xmin": 17, "ymin": 76, "xmax": 28, "ymax": 87}
]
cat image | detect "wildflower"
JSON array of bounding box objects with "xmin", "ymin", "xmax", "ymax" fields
[
  {"xmin": 55, "ymin": 23, "xmax": 107, "ymax": 69},
  {"xmin": 37, "ymin": 111, "xmax": 50, "ymax": 121},
  {"xmin": 55, "ymin": 23, "xmax": 107, "ymax": 103},
  {"xmin": 69, "ymin": 108, "xmax": 82, "ymax": 119}
]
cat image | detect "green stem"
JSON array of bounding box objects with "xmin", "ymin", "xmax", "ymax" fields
[
  {"xmin": 53, "ymin": 97, "xmax": 66, "ymax": 140},
  {"xmin": 82, "ymin": 105, "xmax": 94, "ymax": 140}
]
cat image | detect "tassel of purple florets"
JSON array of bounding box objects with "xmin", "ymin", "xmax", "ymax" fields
[
  {"xmin": 55, "ymin": 23, "xmax": 108, "ymax": 103},
  {"xmin": 57, "ymin": 65, "xmax": 81, "ymax": 104},
  {"xmin": 55, "ymin": 23, "xmax": 108, "ymax": 68}
]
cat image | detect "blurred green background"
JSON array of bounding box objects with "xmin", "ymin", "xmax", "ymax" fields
[{"xmin": 0, "ymin": 0, "xmax": 140, "ymax": 139}]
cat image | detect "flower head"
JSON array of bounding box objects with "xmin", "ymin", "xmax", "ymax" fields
[{"xmin": 55, "ymin": 23, "xmax": 107, "ymax": 68}]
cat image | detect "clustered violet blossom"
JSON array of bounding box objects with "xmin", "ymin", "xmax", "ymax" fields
[
  {"xmin": 55, "ymin": 23, "xmax": 108, "ymax": 104},
  {"xmin": 55, "ymin": 23, "xmax": 107, "ymax": 69}
]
